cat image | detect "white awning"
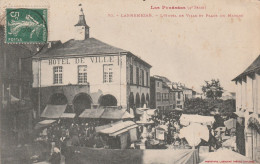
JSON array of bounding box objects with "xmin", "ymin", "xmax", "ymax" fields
[
  {"xmin": 122, "ymin": 111, "xmax": 134, "ymax": 119},
  {"xmin": 60, "ymin": 113, "xmax": 76, "ymax": 118},
  {"xmin": 147, "ymin": 109, "xmax": 157, "ymax": 116},
  {"xmin": 99, "ymin": 121, "xmax": 137, "ymax": 136},
  {"xmin": 180, "ymin": 114, "xmax": 215, "ymax": 126},
  {"xmin": 234, "ymin": 111, "xmax": 244, "ymax": 117},
  {"xmin": 110, "ymin": 125, "xmax": 138, "ymax": 136},
  {"xmin": 41, "ymin": 104, "xmax": 67, "ymax": 119},
  {"xmin": 34, "ymin": 120, "xmax": 56, "ymax": 129}
]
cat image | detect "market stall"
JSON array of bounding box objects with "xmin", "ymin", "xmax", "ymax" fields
[
  {"xmin": 180, "ymin": 114, "xmax": 215, "ymax": 126},
  {"xmin": 98, "ymin": 121, "xmax": 138, "ymax": 149},
  {"xmin": 179, "ymin": 123, "xmax": 209, "ymax": 148}
]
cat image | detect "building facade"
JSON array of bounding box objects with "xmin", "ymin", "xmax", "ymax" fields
[
  {"xmin": 32, "ymin": 9, "xmax": 151, "ymax": 116},
  {"xmin": 233, "ymin": 55, "xmax": 260, "ymax": 162},
  {"xmin": 0, "ymin": 26, "xmax": 34, "ymax": 146},
  {"xmin": 173, "ymin": 89, "xmax": 184, "ymax": 109},
  {"xmin": 150, "ymin": 76, "xmax": 175, "ymax": 110}
]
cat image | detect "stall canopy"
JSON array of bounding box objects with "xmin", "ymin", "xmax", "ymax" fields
[
  {"xmin": 79, "ymin": 108, "xmax": 105, "ymax": 118},
  {"xmin": 146, "ymin": 109, "xmax": 157, "ymax": 116},
  {"xmin": 224, "ymin": 118, "xmax": 236, "ymax": 130},
  {"xmin": 179, "ymin": 123, "xmax": 209, "ymax": 147},
  {"xmin": 234, "ymin": 111, "xmax": 245, "ymax": 118},
  {"xmin": 79, "ymin": 108, "xmax": 133, "ymax": 119},
  {"xmin": 222, "ymin": 136, "xmax": 236, "ymax": 148},
  {"xmin": 180, "ymin": 114, "xmax": 215, "ymax": 126},
  {"xmin": 41, "ymin": 105, "xmax": 67, "ymax": 119},
  {"xmin": 60, "ymin": 113, "xmax": 76, "ymax": 118},
  {"xmin": 136, "ymin": 108, "xmax": 149, "ymax": 115},
  {"xmin": 201, "ymin": 149, "xmax": 253, "ymax": 164},
  {"xmin": 101, "ymin": 108, "xmax": 132, "ymax": 119},
  {"xmin": 99, "ymin": 121, "xmax": 138, "ymax": 136},
  {"xmin": 34, "ymin": 119, "xmax": 56, "ymax": 129}
]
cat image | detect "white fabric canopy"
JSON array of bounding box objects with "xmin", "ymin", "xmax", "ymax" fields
[
  {"xmin": 34, "ymin": 120, "xmax": 56, "ymax": 129},
  {"xmin": 179, "ymin": 123, "xmax": 209, "ymax": 147},
  {"xmin": 180, "ymin": 114, "xmax": 215, "ymax": 126},
  {"xmin": 99, "ymin": 121, "xmax": 137, "ymax": 136}
]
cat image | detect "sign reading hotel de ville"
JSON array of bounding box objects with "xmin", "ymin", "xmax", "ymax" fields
[
  {"xmin": 0, "ymin": 0, "xmax": 259, "ymax": 164},
  {"xmin": 48, "ymin": 56, "xmax": 116, "ymax": 65}
]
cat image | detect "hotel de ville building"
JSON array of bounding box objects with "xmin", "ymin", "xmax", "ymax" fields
[{"xmin": 32, "ymin": 8, "xmax": 151, "ymax": 117}]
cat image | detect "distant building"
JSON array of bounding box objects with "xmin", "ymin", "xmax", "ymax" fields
[
  {"xmin": 194, "ymin": 92, "xmax": 205, "ymax": 99},
  {"xmin": 150, "ymin": 76, "xmax": 175, "ymax": 110},
  {"xmin": 32, "ymin": 8, "xmax": 151, "ymax": 117},
  {"xmin": 232, "ymin": 55, "xmax": 260, "ymax": 162},
  {"xmin": 173, "ymin": 88, "xmax": 184, "ymax": 109},
  {"xmin": 221, "ymin": 92, "xmax": 236, "ymax": 100}
]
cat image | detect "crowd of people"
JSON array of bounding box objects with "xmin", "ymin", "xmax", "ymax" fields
[
  {"xmin": 35, "ymin": 120, "xmax": 115, "ymax": 163},
  {"xmin": 33, "ymin": 109, "xmax": 228, "ymax": 163}
]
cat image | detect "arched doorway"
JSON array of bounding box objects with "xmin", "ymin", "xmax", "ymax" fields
[
  {"xmin": 146, "ymin": 93, "xmax": 150, "ymax": 107},
  {"xmin": 135, "ymin": 93, "xmax": 140, "ymax": 108},
  {"xmin": 128, "ymin": 92, "xmax": 134, "ymax": 109},
  {"xmin": 73, "ymin": 93, "xmax": 92, "ymax": 116},
  {"xmin": 99, "ymin": 94, "xmax": 117, "ymax": 107},
  {"xmin": 49, "ymin": 93, "xmax": 68, "ymax": 105},
  {"xmin": 141, "ymin": 93, "xmax": 145, "ymax": 108},
  {"xmin": 246, "ymin": 117, "xmax": 260, "ymax": 162}
]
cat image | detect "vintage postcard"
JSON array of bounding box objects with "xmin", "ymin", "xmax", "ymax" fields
[{"xmin": 0, "ymin": 0, "xmax": 260, "ymax": 163}]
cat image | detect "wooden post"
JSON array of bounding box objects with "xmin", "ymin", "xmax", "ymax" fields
[
  {"xmin": 38, "ymin": 60, "xmax": 41, "ymax": 118},
  {"xmin": 19, "ymin": 58, "xmax": 22, "ymax": 99}
]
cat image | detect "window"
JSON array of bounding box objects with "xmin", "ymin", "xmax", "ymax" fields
[
  {"xmin": 130, "ymin": 65, "xmax": 133, "ymax": 84},
  {"xmin": 178, "ymin": 92, "xmax": 181, "ymax": 99},
  {"xmin": 156, "ymin": 92, "xmax": 161, "ymax": 101},
  {"xmin": 103, "ymin": 64, "xmax": 113, "ymax": 83},
  {"xmin": 78, "ymin": 65, "xmax": 88, "ymax": 84},
  {"xmin": 141, "ymin": 69, "xmax": 144, "ymax": 86},
  {"xmin": 157, "ymin": 82, "xmax": 160, "ymax": 87},
  {"xmin": 146, "ymin": 72, "xmax": 149, "ymax": 86},
  {"xmin": 177, "ymin": 101, "xmax": 181, "ymax": 104},
  {"xmin": 53, "ymin": 66, "xmax": 63, "ymax": 84},
  {"xmin": 177, "ymin": 105, "xmax": 183, "ymax": 109},
  {"xmin": 136, "ymin": 67, "xmax": 139, "ymax": 85},
  {"xmin": 165, "ymin": 93, "xmax": 169, "ymax": 101}
]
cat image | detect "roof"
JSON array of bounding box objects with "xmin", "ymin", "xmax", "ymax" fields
[
  {"xmin": 152, "ymin": 75, "xmax": 171, "ymax": 83},
  {"xmin": 34, "ymin": 38, "xmax": 127, "ymax": 58},
  {"xmin": 34, "ymin": 38, "xmax": 152, "ymax": 67},
  {"xmin": 233, "ymin": 55, "xmax": 260, "ymax": 81},
  {"xmin": 75, "ymin": 15, "xmax": 89, "ymax": 27}
]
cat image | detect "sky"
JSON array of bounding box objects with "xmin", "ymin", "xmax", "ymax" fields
[{"xmin": 1, "ymin": 0, "xmax": 260, "ymax": 93}]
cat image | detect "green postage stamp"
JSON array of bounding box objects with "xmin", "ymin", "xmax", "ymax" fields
[{"xmin": 5, "ymin": 8, "xmax": 48, "ymax": 44}]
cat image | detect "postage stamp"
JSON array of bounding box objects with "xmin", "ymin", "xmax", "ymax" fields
[{"xmin": 5, "ymin": 8, "xmax": 48, "ymax": 44}]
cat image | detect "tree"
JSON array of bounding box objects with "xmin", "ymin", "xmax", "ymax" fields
[{"xmin": 202, "ymin": 79, "xmax": 224, "ymax": 99}]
